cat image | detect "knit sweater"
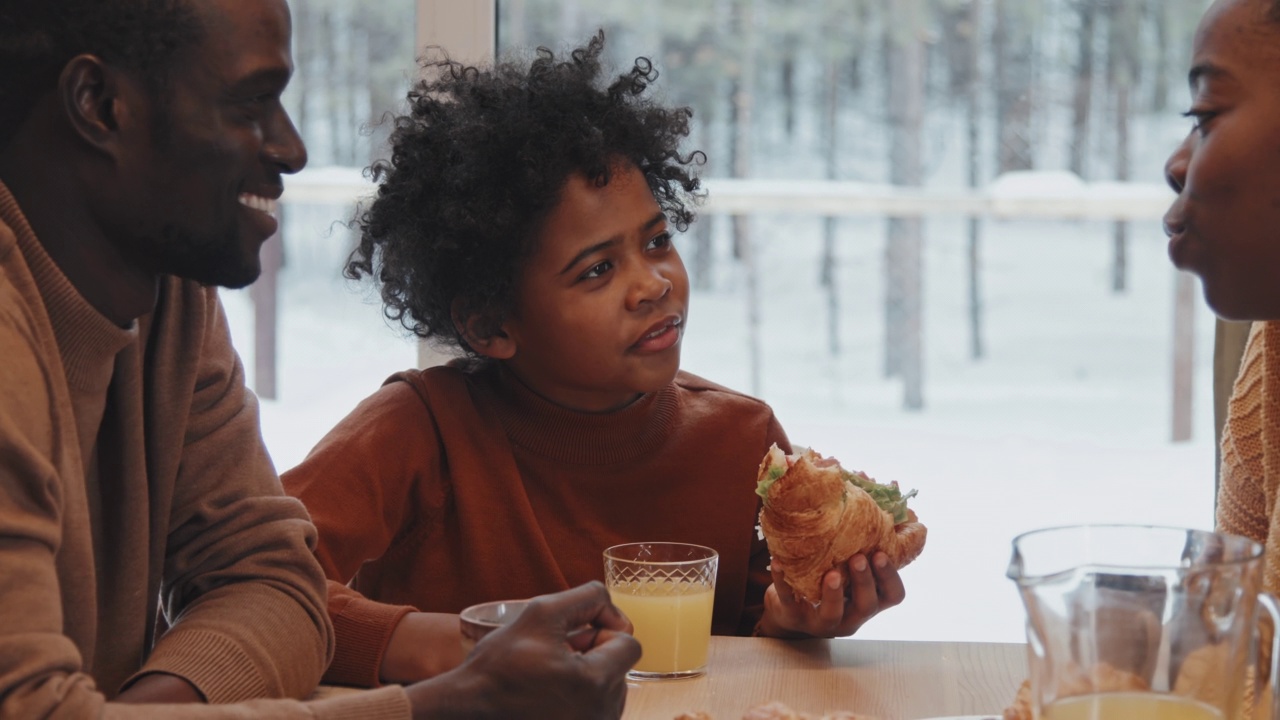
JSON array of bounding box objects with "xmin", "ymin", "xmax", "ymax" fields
[
  {"xmin": 0, "ymin": 182, "xmax": 408, "ymax": 718},
  {"xmin": 283, "ymin": 360, "xmax": 790, "ymax": 686},
  {"xmin": 1218, "ymin": 321, "xmax": 1280, "ymax": 593}
]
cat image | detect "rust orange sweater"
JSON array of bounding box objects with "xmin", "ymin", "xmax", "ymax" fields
[{"xmin": 284, "ymin": 360, "xmax": 790, "ymax": 685}]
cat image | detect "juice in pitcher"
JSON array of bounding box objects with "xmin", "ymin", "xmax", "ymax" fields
[
  {"xmin": 1044, "ymin": 692, "xmax": 1223, "ymax": 720},
  {"xmin": 609, "ymin": 580, "xmax": 714, "ymax": 675}
]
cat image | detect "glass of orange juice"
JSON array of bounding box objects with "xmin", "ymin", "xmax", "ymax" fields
[{"xmin": 603, "ymin": 542, "xmax": 718, "ymax": 680}]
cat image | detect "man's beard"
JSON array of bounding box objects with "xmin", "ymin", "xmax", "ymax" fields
[{"xmin": 147, "ymin": 221, "xmax": 263, "ymax": 289}]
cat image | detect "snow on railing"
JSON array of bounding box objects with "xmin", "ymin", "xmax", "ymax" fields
[{"xmin": 282, "ymin": 166, "xmax": 1175, "ymax": 220}]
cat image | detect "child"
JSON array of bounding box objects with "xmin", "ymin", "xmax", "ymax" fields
[{"xmin": 282, "ymin": 33, "xmax": 904, "ymax": 678}]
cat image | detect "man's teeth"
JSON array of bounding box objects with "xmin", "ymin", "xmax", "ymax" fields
[{"xmin": 238, "ymin": 194, "xmax": 278, "ymax": 214}]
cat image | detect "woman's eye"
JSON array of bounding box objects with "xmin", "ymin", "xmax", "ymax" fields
[
  {"xmin": 1181, "ymin": 108, "xmax": 1217, "ymax": 134},
  {"xmin": 580, "ymin": 260, "xmax": 612, "ymax": 280}
]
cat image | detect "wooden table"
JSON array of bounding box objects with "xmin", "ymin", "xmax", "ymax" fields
[{"xmin": 621, "ymin": 637, "xmax": 1026, "ymax": 720}]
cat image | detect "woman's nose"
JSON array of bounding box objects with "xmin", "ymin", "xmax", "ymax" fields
[{"xmin": 1164, "ymin": 135, "xmax": 1191, "ymax": 194}]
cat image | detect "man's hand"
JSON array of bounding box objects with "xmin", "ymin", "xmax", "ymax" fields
[
  {"xmin": 404, "ymin": 582, "xmax": 641, "ymax": 720},
  {"xmin": 757, "ymin": 552, "xmax": 905, "ymax": 638}
]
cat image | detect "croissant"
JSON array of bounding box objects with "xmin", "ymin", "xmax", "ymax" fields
[{"xmin": 756, "ymin": 444, "xmax": 927, "ymax": 603}]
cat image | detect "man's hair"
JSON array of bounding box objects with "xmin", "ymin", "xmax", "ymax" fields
[
  {"xmin": 346, "ymin": 31, "xmax": 704, "ymax": 353},
  {"xmin": 0, "ymin": 0, "xmax": 204, "ymax": 148}
]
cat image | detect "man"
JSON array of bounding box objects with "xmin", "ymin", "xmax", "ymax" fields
[{"xmin": 0, "ymin": 0, "xmax": 639, "ymax": 717}]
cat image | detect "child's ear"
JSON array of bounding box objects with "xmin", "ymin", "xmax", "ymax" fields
[{"xmin": 454, "ymin": 306, "xmax": 517, "ymax": 360}]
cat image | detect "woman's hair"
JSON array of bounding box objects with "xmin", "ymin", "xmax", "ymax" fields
[
  {"xmin": 0, "ymin": 0, "xmax": 203, "ymax": 149},
  {"xmin": 346, "ymin": 31, "xmax": 704, "ymax": 353}
]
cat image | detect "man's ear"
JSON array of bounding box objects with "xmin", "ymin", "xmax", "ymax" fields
[
  {"xmin": 454, "ymin": 305, "xmax": 517, "ymax": 360},
  {"xmin": 58, "ymin": 55, "xmax": 135, "ymax": 156}
]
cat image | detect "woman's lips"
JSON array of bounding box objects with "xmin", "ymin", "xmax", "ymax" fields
[{"xmin": 631, "ymin": 316, "xmax": 683, "ymax": 353}]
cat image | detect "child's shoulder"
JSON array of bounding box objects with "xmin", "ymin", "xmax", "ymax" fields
[{"xmin": 673, "ymin": 370, "xmax": 775, "ymax": 414}]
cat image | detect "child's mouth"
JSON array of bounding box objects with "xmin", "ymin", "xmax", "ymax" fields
[{"xmin": 631, "ymin": 316, "xmax": 683, "ymax": 353}]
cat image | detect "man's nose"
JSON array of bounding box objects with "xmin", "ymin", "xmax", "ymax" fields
[{"xmin": 264, "ymin": 108, "xmax": 308, "ymax": 174}]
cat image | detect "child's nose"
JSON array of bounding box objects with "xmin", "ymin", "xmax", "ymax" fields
[{"xmin": 627, "ymin": 264, "xmax": 673, "ymax": 309}]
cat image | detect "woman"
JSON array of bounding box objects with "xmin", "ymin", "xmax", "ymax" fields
[{"xmin": 1162, "ymin": 0, "xmax": 1280, "ymax": 590}]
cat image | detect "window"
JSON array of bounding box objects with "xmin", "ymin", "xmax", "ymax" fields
[{"xmin": 227, "ymin": 0, "xmax": 1219, "ymax": 645}]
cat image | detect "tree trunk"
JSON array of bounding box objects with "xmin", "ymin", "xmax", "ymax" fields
[
  {"xmin": 820, "ymin": 52, "xmax": 840, "ymax": 356},
  {"xmin": 1108, "ymin": 0, "xmax": 1139, "ymax": 292},
  {"xmin": 885, "ymin": 0, "xmax": 926, "ymax": 410},
  {"xmin": 965, "ymin": 0, "xmax": 985, "ymax": 361},
  {"xmin": 1171, "ymin": 271, "xmax": 1197, "ymax": 442},
  {"xmin": 1069, "ymin": 0, "xmax": 1097, "ymax": 178},
  {"xmin": 1150, "ymin": 0, "xmax": 1170, "ymax": 111},
  {"xmin": 994, "ymin": 0, "xmax": 1035, "ymax": 172},
  {"xmin": 781, "ymin": 34, "xmax": 798, "ymax": 140},
  {"xmin": 692, "ymin": 109, "xmax": 715, "ymax": 291},
  {"xmin": 1112, "ymin": 82, "xmax": 1130, "ymax": 293},
  {"xmin": 732, "ymin": 0, "xmax": 762, "ymax": 395}
]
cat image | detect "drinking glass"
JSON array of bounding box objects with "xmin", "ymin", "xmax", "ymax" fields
[{"xmin": 604, "ymin": 542, "xmax": 718, "ymax": 680}]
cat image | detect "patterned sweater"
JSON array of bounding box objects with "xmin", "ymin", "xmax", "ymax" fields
[{"xmin": 1217, "ymin": 321, "xmax": 1280, "ymax": 593}]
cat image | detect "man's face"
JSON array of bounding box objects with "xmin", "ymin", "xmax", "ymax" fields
[
  {"xmin": 111, "ymin": 0, "xmax": 306, "ymax": 289},
  {"xmin": 496, "ymin": 163, "xmax": 690, "ymax": 413},
  {"xmin": 1163, "ymin": 0, "xmax": 1280, "ymax": 320}
]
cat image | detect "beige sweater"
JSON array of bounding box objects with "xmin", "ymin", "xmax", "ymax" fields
[
  {"xmin": 1218, "ymin": 321, "xmax": 1280, "ymax": 592},
  {"xmin": 0, "ymin": 182, "xmax": 408, "ymax": 718}
]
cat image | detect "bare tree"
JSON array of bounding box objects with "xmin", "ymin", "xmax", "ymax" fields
[
  {"xmin": 884, "ymin": 0, "xmax": 927, "ymax": 410},
  {"xmin": 994, "ymin": 0, "xmax": 1036, "ymax": 172},
  {"xmin": 1069, "ymin": 0, "xmax": 1098, "ymax": 178},
  {"xmin": 1108, "ymin": 0, "xmax": 1141, "ymax": 292}
]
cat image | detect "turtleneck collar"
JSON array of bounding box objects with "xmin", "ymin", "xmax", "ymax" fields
[
  {"xmin": 0, "ymin": 180, "xmax": 136, "ymax": 392},
  {"xmin": 477, "ymin": 361, "xmax": 681, "ymax": 466}
]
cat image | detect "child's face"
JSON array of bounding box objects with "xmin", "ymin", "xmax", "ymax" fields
[
  {"xmin": 496, "ymin": 162, "xmax": 690, "ymax": 412},
  {"xmin": 1164, "ymin": 0, "xmax": 1280, "ymax": 320}
]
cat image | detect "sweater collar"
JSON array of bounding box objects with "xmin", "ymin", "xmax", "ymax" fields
[
  {"xmin": 0, "ymin": 181, "xmax": 136, "ymax": 391},
  {"xmin": 480, "ymin": 361, "xmax": 680, "ymax": 465}
]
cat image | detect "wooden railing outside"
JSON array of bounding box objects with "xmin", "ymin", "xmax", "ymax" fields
[{"xmin": 257, "ymin": 168, "xmax": 1191, "ymax": 440}]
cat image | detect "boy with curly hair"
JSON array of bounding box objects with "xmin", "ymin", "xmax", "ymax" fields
[{"xmin": 283, "ymin": 32, "xmax": 905, "ymax": 685}]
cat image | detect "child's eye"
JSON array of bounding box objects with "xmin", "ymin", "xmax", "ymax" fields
[
  {"xmin": 646, "ymin": 232, "xmax": 672, "ymax": 251},
  {"xmin": 580, "ymin": 260, "xmax": 613, "ymax": 280}
]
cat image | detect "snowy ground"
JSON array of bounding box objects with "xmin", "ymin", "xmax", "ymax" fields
[{"xmin": 221, "ymin": 180, "xmax": 1218, "ymax": 646}]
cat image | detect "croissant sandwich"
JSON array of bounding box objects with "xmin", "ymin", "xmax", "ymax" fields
[{"xmin": 755, "ymin": 444, "xmax": 927, "ymax": 602}]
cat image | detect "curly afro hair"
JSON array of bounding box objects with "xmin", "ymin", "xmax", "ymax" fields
[
  {"xmin": 0, "ymin": 0, "xmax": 204, "ymax": 149},
  {"xmin": 347, "ymin": 31, "xmax": 704, "ymax": 354}
]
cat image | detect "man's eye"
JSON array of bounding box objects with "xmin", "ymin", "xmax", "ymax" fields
[{"xmin": 580, "ymin": 261, "xmax": 612, "ymax": 280}]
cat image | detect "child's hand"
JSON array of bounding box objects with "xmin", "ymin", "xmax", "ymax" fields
[{"xmin": 757, "ymin": 552, "xmax": 905, "ymax": 639}]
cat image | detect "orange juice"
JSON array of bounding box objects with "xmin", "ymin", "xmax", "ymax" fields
[
  {"xmin": 609, "ymin": 580, "xmax": 714, "ymax": 675},
  {"xmin": 1044, "ymin": 692, "xmax": 1223, "ymax": 720}
]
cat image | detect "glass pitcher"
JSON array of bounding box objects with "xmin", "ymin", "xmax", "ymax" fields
[{"xmin": 1007, "ymin": 525, "xmax": 1280, "ymax": 720}]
